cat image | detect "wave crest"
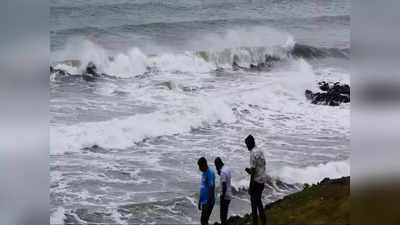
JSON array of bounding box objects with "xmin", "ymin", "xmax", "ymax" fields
[
  {"xmin": 271, "ymin": 160, "xmax": 350, "ymax": 185},
  {"xmin": 52, "ymin": 38, "xmax": 347, "ymax": 80}
]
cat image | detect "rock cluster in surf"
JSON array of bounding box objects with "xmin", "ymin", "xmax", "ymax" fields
[
  {"xmin": 305, "ymin": 81, "xmax": 350, "ymax": 106},
  {"xmin": 231, "ymin": 54, "xmax": 281, "ymax": 72},
  {"xmin": 50, "ymin": 62, "xmax": 104, "ymax": 82}
]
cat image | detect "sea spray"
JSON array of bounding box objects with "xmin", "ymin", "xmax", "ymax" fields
[
  {"xmin": 51, "ymin": 27, "xmax": 298, "ymax": 77},
  {"xmin": 271, "ymin": 160, "xmax": 350, "ymax": 185}
]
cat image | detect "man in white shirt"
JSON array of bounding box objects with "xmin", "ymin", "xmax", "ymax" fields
[
  {"xmin": 244, "ymin": 135, "xmax": 267, "ymax": 225},
  {"xmin": 214, "ymin": 157, "xmax": 232, "ymax": 225}
]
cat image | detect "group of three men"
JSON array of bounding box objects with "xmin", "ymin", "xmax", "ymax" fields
[{"xmin": 197, "ymin": 135, "xmax": 267, "ymax": 225}]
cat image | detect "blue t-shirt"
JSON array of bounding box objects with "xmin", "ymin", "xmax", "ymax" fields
[{"xmin": 200, "ymin": 168, "xmax": 215, "ymax": 205}]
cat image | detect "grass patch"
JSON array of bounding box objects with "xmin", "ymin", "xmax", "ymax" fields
[{"xmin": 217, "ymin": 177, "xmax": 350, "ymax": 225}]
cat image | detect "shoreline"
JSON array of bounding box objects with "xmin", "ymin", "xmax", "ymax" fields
[{"xmin": 214, "ymin": 176, "xmax": 350, "ymax": 225}]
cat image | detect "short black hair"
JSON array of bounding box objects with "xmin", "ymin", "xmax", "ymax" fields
[
  {"xmin": 245, "ymin": 134, "xmax": 255, "ymax": 149},
  {"xmin": 214, "ymin": 157, "xmax": 224, "ymax": 167},
  {"xmin": 198, "ymin": 157, "xmax": 208, "ymax": 167}
]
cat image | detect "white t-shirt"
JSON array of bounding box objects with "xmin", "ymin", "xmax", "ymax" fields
[
  {"xmin": 220, "ymin": 165, "xmax": 232, "ymax": 200},
  {"xmin": 250, "ymin": 148, "xmax": 266, "ymax": 184}
]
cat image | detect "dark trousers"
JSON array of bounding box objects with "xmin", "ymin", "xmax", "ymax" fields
[
  {"xmin": 250, "ymin": 182, "xmax": 266, "ymax": 225},
  {"xmin": 220, "ymin": 198, "xmax": 231, "ymax": 225},
  {"xmin": 201, "ymin": 203, "xmax": 215, "ymax": 225}
]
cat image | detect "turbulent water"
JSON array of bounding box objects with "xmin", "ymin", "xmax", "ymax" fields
[{"xmin": 50, "ymin": 0, "xmax": 350, "ymax": 224}]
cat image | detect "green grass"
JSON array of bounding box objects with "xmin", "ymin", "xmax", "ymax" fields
[{"xmin": 223, "ymin": 177, "xmax": 350, "ymax": 225}]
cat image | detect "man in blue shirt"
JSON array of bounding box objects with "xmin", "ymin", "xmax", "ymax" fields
[{"xmin": 198, "ymin": 157, "xmax": 215, "ymax": 225}]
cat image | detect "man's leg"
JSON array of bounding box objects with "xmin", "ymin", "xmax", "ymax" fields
[
  {"xmin": 220, "ymin": 198, "xmax": 225, "ymax": 225},
  {"xmin": 255, "ymin": 183, "xmax": 266, "ymax": 225},
  {"xmin": 220, "ymin": 199, "xmax": 230, "ymax": 225},
  {"xmin": 251, "ymin": 192, "xmax": 258, "ymax": 225},
  {"xmin": 205, "ymin": 203, "xmax": 215, "ymax": 225},
  {"xmin": 201, "ymin": 204, "xmax": 208, "ymax": 225}
]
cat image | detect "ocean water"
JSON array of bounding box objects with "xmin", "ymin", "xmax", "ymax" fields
[{"xmin": 50, "ymin": 0, "xmax": 350, "ymax": 224}]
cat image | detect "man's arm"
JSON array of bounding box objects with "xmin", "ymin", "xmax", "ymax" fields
[
  {"xmin": 246, "ymin": 167, "xmax": 256, "ymax": 195},
  {"xmin": 245, "ymin": 167, "xmax": 256, "ymax": 175},
  {"xmin": 198, "ymin": 196, "xmax": 201, "ymax": 210}
]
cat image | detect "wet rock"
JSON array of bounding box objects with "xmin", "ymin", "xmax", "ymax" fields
[
  {"xmin": 215, "ymin": 67, "xmax": 224, "ymax": 72},
  {"xmin": 50, "ymin": 62, "xmax": 110, "ymax": 82},
  {"xmin": 82, "ymin": 62, "xmax": 101, "ymax": 82},
  {"xmin": 305, "ymin": 81, "xmax": 350, "ymax": 106},
  {"xmin": 82, "ymin": 144, "xmax": 108, "ymax": 154},
  {"xmin": 232, "ymin": 54, "xmax": 281, "ymax": 72}
]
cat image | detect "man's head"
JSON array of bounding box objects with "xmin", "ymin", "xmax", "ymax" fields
[
  {"xmin": 197, "ymin": 157, "xmax": 208, "ymax": 172},
  {"xmin": 245, "ymin": 134, "xmax": 255, "ymax": 151},
  {"xmin": 214, "ymin": 157, "xmax": 224, "ymax": 175}
]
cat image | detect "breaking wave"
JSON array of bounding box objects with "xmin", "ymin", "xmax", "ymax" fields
[
  {"xmin": 50, "ymin": 97, "xmax": 235, "ymax": 155},
  {"xmin": 51, "ymin": 34, "xmax": 347, "ymax": 80},
  {"xmin": 271, "ymin": 160, "xmax": 350, "ymax": 185},
  {"xmin": 291, "ymin": 43, "xmax": 349, "ymax": 59}
]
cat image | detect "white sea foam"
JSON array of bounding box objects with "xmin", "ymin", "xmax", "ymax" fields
[
  {"xmin": 187, "ymin": 26, "xmax": 294, "ymax": 53},
  {"xmin": 52, "ymin": 38, "xmax": 214, "ymax": 76},
  {"xmin": 53, "ymin": 63, "xmax": 80, "ymax": 75},
  {"xmin": 50, "ymin": 96, "xmax": 235, "ymax": 154},
  {"xmin": 52, "ymin": 39, "xmax": 149, "ymax": 77},
  {"xmin": 271, "ymin": 160, "xmax": 350, "ymax": 185},
  {"xmin": 150, "ymin": 52, "xmax": 214, "ymax": 73},
  {"xmin": 50, "ymin": 207, "xmax": 66, "ymax": 225},
  {"xmin": 51, "ymin": 27, "xmax": 297, "ymax": 77},
  {"xmin": 110, "ymin": 208, "xmax": 128, "ymax": 225},
  {"xmin": 104, "ymin": 48, "xmax": 149, "ymax": 77}
]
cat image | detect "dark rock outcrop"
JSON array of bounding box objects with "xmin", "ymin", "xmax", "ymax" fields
[
  {"xmin": 82, "ymin": 62, "xmax": 101, "ymax": 81},
  {"xmin": 232, "ymin": 54, "xmax": 281, "ymax": 72},
  {"xmin": 305, "ymin": 81, "xmax": 350, "ymax": 106},
  {"xmin": 82, "ymin": 144, "xmax": 108, "ymax": 154},
  {"xmin": 50, "ymin": 62, "xmax": 108, "ymax": 82}
]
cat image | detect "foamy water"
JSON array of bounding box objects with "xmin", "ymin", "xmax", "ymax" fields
[{"xmin": 50, "ymin": 0, "xmax": 350, "ymax": 223}]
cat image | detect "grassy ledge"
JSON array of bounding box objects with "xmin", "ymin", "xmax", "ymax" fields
[{"xmin": 216, "ymin": 176, "xmax": 350, "ymax": 225}]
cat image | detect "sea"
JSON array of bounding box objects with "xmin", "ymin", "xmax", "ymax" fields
[{"xmin": 50, "ymin": 0, "xmax": 350, "ymax": 223}]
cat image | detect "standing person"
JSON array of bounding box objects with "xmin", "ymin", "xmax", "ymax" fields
[
  {"xmin": 244, "ymin": 135, "xmax": 267, "ymax": 225},
  {"xmin": 198, "ymin": 157, "xmax": 216, "ymax": 225},
  {"xmin": 214, "ymin": 157, "xmax": 232, "ymax": 225}
]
